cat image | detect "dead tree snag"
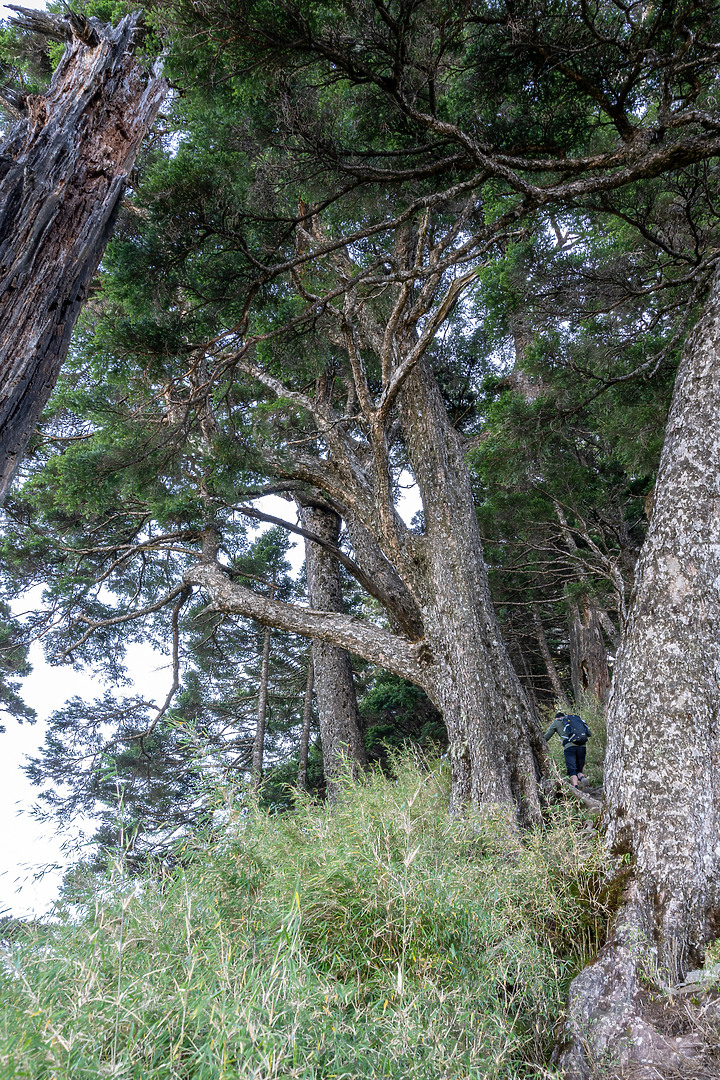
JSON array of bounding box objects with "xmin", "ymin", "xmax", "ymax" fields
[{"xmin": 0, "ymin": 6, "xmax": 166, "ymax": 501}]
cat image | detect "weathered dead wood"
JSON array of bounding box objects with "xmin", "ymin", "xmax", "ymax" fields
[
  {"xmin": 569, "ymin": 599, "xmax": 611, "ymax": 707},
  {"xmin": 0, "ymin": 7, "xmax": 167, "ymax": 501}
]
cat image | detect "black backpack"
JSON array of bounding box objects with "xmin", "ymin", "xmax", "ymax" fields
[{"xmin": 563, "ymin": 714, "xmax": 591, "ymax": 746}]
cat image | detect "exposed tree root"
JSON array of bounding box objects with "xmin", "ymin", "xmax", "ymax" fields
[{"xmin": 553, "ymin": 891, "xmax": 720, "ymax": 1079}]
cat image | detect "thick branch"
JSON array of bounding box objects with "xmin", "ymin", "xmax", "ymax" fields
[
  {"xmin": 184, "ymin": 559, "xmax": 431, "ymax": 685},
  {"xmin": 235, "ymin": 503, "xmax": 421, "ymax": 636},
  {"xmin": 377, "ymin": 268, "xmax": 477, "ymax": 423}
]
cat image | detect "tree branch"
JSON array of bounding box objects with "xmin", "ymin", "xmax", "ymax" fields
[
  {"xmin": 137, "ymin": 586, "xmax": 192, "ymax": 741},
  {"xmin": 56, "ymin": 583, "xmax": 190, "ymax": 660},
  {"xmin": 184, "ymin": 559, "xmax": 431, "ymax": 684},
  {"xmin": 234, "ymin": 503, "xmax": 421, "ymax": 636}
]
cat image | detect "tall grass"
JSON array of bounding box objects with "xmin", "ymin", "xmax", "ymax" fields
[{"xmin": 0, "ymin": 757, "xmax": 610, "ymax": 1079}]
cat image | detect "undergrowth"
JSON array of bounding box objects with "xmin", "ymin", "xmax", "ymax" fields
[{"xmin": 0, "ymin": 756, "xmax": 610, "ymax": 1079}]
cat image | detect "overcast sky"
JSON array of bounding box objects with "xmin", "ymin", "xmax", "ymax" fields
[{"xmin": 1, "ymin": 1, "xmax": 46, "ymax": 20}]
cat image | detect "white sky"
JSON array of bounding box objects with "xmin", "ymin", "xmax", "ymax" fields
[
  {"xmin": 1, "ymin": 642, "xmax": 166, "ymax": 918},
  {"xmin": 1, "ymin": 1, "xmax": 46, "ymax": 20},
  {"xmin": 0, "ymin": 500, "xmax": 302, "ymax": 919}
]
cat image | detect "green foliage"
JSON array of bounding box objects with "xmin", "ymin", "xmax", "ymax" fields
[
  {"xmin": 258, "ymin": 741, "xmax": 326, "ymax": 810},
  {"xmin": 52, "ymin": 2, "xmax": 137, "ymax": 24},
  {"xmin": 0, "ymin": 758, "xmax": 611, "ymax": 1079},
  {"xmin": 360, "ymin": 671, "xmax": 447, "ymax": 763},
  {"xmin": 0, "ymin": 599, "xmax": 35, "ymax": 732}
]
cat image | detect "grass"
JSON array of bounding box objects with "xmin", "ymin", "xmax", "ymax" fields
[{"xmin": 0, "ymin": 755, "xmax": 611, "ymax": 1079}]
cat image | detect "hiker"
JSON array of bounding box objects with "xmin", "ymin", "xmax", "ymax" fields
[{"xmin": 545, "ymin": 710, "xmax": 591, "ymax": 788}]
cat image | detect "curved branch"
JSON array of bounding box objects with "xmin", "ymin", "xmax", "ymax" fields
[
  {"xmin": 235, "ymin": 503, "xmax": 422, "ymax": 636},
  {"xmin": 139, "ymin": 585, "xmax": 192, "ymax": 741},
  {"xmin": 184, "ymin": 559, "xmax": 432, "ymax": 685},
  {"xmin": 56, "ymin": 583, "xmax": 189, "ymax": 660}
]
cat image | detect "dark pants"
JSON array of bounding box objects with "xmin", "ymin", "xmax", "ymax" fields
[{"xmin": 563, "ymin": 744, "xmax": 586, "ymax": 778}]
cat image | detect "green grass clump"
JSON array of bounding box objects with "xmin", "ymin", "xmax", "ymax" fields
[{"xmin": 0, "ymin": 757, "xmax": 609, "ymax": 1079}]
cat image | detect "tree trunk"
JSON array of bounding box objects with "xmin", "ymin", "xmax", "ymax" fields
[
  {"xmin": 555, "ymin": 273, "xmax": 720, "ymax": 1077},
  {"xmin": 187, "ymin": 357, "xmax": 550, "ymax": 819},
  {"xmin": 395, "ymin": 358, "xmax": 548, "ymax": 820},
  {"xmin": 300, "ymin": 502, "xmax": 367, "ymax": 795},
  {"xmin": 251, "ymin": 626, "xmax": 272, "ymax": 786},
  {"xmin": 297, "ymin": 651, "xmax": 314, "ymax": 791},
  {"xmin": 0, "ymin": 9, "xmax": 166, "ymax": 501},
  {"xmin": 568, "ymin": 598, "xmax": 611, "ymax": 707},
  {"xmin": 533, "ymin": 605, "xmax": 571, "ymax": 711}
]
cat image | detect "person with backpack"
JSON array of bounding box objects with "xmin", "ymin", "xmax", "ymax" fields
[{"xmin": 545, "ymin": 710, "xmax": 591, "ymax": 788}]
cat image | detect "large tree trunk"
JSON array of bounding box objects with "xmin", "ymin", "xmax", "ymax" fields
[
  {"xmin": 0, "ymin": 8, "xmax": 166, "ymax": 501},
  {"xmin": 569, "ymin": 598, "xmax": 611, "ymax": 707},
  {"xmin": 555, "ymin": 274, "xmax": 720, "ymax": 1077},
  {"xmin": 187, "ymin": 357, "xmax": 549, "ymax": 819},
  {"xmin": 395, "ymin": 359, "xmax": 549, "ymax": 821},
  {"xmin": 300, "ymin": 502, "xmax": 367, "ymax": 794}
]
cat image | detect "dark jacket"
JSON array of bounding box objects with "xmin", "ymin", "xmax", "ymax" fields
[{"xmin": 544, "ymin": 714, "xmax": 587, "ymax": 747}]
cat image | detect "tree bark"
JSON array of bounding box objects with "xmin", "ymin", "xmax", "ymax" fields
[
  {"xmin": 569, "ymin": 598, "xmax": 611, "ymax": 707},
  {"xmin": 184, "ymin": 556, "xmax": 430, "ymax": 684},
  {"xmin": 394, "ymin": 358, "xmax": 548, "ymax": 820},
  {"xmin": 555, "ymin": 273, "xmax": 720, "ymax": 1076},
  {"xmin": 533, "ymin": 605, "xmax": 571, "ymax": 711},
  {"xmin": 300, "ymin": 502, "xmax": 367, "ymax": 795},
  {"xmin": 185, "ymin": 354, "xmax": 550, "ymax": 820},
  {"xmin": 251, "ymin": 626, "xmax": 271, "ymax": 786},
  {"xmin": 0, "ymin": 8, "xmax": 166, "ymax": 501},
  {"xmin": 297, "ymin": 650, "xmax": 314, "ymax": 791}
]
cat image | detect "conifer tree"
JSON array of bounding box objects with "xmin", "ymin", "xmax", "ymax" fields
[{"xmin": 10, "ymin": 0, "xmax": 720, "ymax": 824}]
